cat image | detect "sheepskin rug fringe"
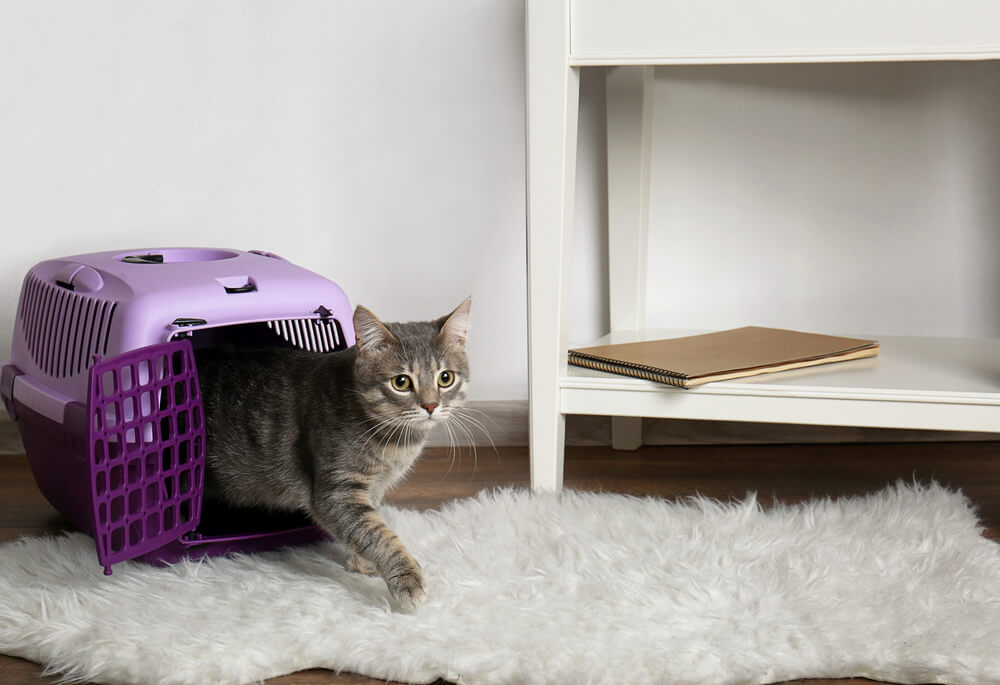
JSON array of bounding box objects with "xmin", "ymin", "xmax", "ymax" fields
[{"xmin": 2, "ymin": 482, "xmax": 1000, "ymax": 685}]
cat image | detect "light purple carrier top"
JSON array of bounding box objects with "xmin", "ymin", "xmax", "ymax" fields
[{"xmin": 5, "ymin": 247, "xmax": 355, "ymax": 419}]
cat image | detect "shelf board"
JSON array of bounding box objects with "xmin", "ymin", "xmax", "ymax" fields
[
  {"xmin": 561, "ymin": 331, "xmax": 1000, "ymax": 432},
  {"xmin": 569, "ymin": 0, "xmax": 1000, "ymax": 66}
]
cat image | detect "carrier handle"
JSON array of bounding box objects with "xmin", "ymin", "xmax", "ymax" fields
[{"xmin": 121, "ymin": 254, "xmax": 164, "ymax": 264}]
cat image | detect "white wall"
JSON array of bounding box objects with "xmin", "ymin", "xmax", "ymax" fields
[
  {"xmin": 0, "ymin": 1, "xmax": 528, "ymax": 400},
  {"xmin": 4, "ymin": 5, "xmax": 1000, "ymax": 407}
]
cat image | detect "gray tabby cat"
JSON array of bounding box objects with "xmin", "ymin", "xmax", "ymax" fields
[{"xmin": 194, "ymin": 298, "xmax": 471, "ymax": 609}]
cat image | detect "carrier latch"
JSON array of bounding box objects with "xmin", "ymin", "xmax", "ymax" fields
[{"xmin": 1, "ymin": 362, "xmax": 22, "ymax": 420}]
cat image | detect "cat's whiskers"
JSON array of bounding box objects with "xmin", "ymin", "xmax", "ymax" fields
[
  {"xmin": 422, "ymin": 410, "xmax": 476, "ymax": 481},
  {"xmin": 448, "ymin": 416, "xmax": 480, "ymax": 479},
  {"xmin": 350, "ymin": 411, "xmax": 402, "ymax": 446},
  {"xmin": 438, "ymin": 420, "xmax": 461, "ymax": 482},
  {"xmin": 351, "ymin": 413, "xmax": 410, "ymax": 455},
  {"xmin": 373, "ymin": 415, "xmax": 414, "ymax": 455},
  {"xmin": 453, "ymin": 406, "xmax": 502, "ymax": 441},
  {"xmin": 453, "ymin": 408, "xmax": 500, "ymax": 474},
  {"xmin": 441, "ymin": 424, "xmax": 461, "ymax": 480},
  {"xmin": 452, "ymin": 409, "xmax": 493, "ymax": 437},
  {"xmin": 355, "ymin": 406, "xmax": 406, "ymax": 428},
  {"xmin": 369, "ymin": 407, "xmax": 440, "ymax": 457}
]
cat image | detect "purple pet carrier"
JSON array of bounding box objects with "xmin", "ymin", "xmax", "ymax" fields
[{"xmin": 1, "ymin": 248, "xmax": 355, "ymax": 574}]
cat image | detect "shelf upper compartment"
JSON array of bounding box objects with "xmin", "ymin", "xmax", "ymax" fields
[
  {"xmin": 560, "ymin": 331, "xmax": 1000, "ymax": 431},
  {"xmin": 570, "ymin": 0, "xmax": 1000, "ymax": 65}
]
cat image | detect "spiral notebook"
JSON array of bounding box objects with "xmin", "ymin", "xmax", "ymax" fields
[{"xmin": 568, "ymin": 326, "xmax": 879, "ymax": 389}]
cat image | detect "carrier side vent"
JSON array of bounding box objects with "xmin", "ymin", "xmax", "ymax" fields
[
  {"xmin": 266, "ymin": 318, "xmax": 344, "ymax": 352},
  {"xmin": 19, "ymin": 272, "xmax": 118, "ymax": 378}
]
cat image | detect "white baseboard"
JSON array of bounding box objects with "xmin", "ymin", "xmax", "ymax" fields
[
  {"xmin": 3, "ymin": 402, "xmax": 995, "ymax": 455},
  {"xmin": 430, "ymin": 400, "xmax": 998, "ymax": 447}
]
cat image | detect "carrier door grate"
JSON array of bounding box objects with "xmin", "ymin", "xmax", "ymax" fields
[{"xmin": 87, "ymin": 340, "xmax": 206, "ymax": 573}]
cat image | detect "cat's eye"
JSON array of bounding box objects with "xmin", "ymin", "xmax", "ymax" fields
[
  {"xmin": 390, "ymin": 375, "xmax": 413, "ymax": 392},
  {"xmin": 437, "ymin": 370, "xmax": 455, "ymax": 388}
]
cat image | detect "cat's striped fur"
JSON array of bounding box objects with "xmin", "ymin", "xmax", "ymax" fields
[{"xmin": 194, "ymin": 299, "xmax": 471, "ymax": 608}]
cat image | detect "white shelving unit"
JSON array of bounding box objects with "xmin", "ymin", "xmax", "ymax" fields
[{"xmin": 525, "ymin": 0, "xmax": 1000, "ymax": 491}]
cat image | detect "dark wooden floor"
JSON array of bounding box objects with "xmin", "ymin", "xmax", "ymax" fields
[{"xmin": 2, "ymin": 438, "xmax": 998, "ymax": 685}]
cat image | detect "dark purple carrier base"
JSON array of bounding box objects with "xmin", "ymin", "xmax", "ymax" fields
[
  {"xmin": 138, "ymin": 495, "xmax": 329, "ymax": 566},
  {"xmin": 9, "ymin": 399, "xmax": 94, "ymax": 535},
  {"xmin": 138, "ymin": 520, "xmax": 328, "ymax": 567},
  {"xmin": 5, "ymin": 340, "xmax": 328, "ymax": 574}
]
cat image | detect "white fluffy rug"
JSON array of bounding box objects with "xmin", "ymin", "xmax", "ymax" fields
[{"xmin": 2, "ymin": 482, "xmax": 1000, "ymax": 685}]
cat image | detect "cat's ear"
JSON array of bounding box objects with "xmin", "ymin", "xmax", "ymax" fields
[
  {"xmin": 353, "ymin": 305, "xmax": 398, "ymax": 356},
  {"xmin": 437, "ymin": 297, "xmax": 472, "ymax": 350}
]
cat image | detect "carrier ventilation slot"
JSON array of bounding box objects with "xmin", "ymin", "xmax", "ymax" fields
[
  {"xmin": 267, "ymin": 318, "xmax": 344, "ymax": 352},
  {"xmin": 18, "ymin": 272, "xmax": 118, "ymax": 378}
]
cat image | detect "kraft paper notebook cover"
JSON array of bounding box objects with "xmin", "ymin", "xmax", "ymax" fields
[{"xmin": 568, "ymin": 326, "xmax": 879, "ymax": 389}]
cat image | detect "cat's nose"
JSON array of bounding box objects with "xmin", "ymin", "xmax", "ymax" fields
[{"xmin": 421, "ymin": 402, "xmax": 439, "ymax": 416}]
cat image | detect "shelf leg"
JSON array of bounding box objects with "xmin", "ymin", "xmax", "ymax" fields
[
  {"xmin": 526, "ymin": 0, "xmax": 579, "ymax": 492},
  {"xmin": 611, "ymin": 416, "xmax": 643, "ymax": 451},
  {"xmin": 606, "ymin": 65, "xmax": 655, "ymax": 450}
]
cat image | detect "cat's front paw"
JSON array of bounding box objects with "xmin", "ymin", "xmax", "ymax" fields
[
  {"xmin": 387, "ymin": 568, "xmax": 426, "ymax": 609},
  {"xmin": 346, "ymin": 552, "xmax": 379, "ymax": 576}
]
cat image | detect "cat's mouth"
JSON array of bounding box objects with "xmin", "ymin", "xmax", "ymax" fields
[{"xmin": 409, "ymin": 409, "xmax": 448, "ymax": 426}]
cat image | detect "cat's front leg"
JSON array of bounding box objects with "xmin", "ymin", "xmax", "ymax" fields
[
  {"xmin": 345, "ymin": 478, "xmax": 391, "ymax": 576},
  {"xmin": 312, "ymin": 486, "xmax": 425, "ymax": 609},
  {"xmin": 346, "ymin": 552, "xmax": 378, "ymax": 576}
]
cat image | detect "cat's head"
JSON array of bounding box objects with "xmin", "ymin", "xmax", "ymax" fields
[{"xmin": 352, "ymin": 298, "xmax": 471, "ymax": 434}]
